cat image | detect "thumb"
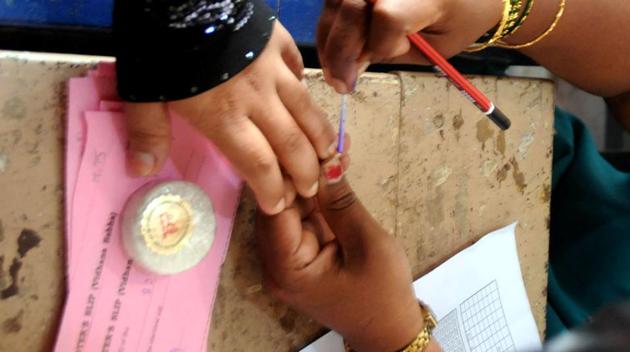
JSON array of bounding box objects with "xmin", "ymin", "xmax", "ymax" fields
[
  {"xmin": 317, "ymin": 156, "xmax": 380, "ymax": 251},
  {"xmin": 124, "ymin": 102, "xmax": 171, "ymax": 176}
]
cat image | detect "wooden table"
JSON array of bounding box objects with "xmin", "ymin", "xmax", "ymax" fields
[{"xmin": 0, "ymin": 51, "xmax": 553, "ymax": 351}]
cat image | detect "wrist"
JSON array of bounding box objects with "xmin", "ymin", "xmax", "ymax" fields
[{"xmin": 347, "ymin": 298, "xmax": 425, "ymax": 352}]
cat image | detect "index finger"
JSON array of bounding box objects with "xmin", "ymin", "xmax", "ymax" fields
[{"xmin": 200, "ymin": 113, "xmax": 287, "ymax": 215}]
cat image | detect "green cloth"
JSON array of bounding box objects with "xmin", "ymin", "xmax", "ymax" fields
[{"xmin": 546, "ymin": 109, "xmax": 630, "ymax": 339}]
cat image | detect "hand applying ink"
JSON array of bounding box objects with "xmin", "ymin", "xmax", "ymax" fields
[{"xmin": 317, "ymin": 0, "xmax": 504, "ymax": 93}]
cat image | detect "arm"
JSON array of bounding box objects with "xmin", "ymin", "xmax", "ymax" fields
[
  {"xmin": 317, "ymin": 0, "xmax": 630, "ymax": 99},
  {"xmin": 504, "ymin": 0, "xmax": 630, "ymax": 98},
  {"xmin": 113, "ymin": 1, "xmax": 337, "ymax": 215}
]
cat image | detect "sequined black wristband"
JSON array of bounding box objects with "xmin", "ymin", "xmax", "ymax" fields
[{"xmin": 114, "ymin": 0, "xmax": 276, "ymax": 102}]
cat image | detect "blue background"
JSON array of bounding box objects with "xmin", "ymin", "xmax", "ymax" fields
[{"xmin": 0, "ymin": 0, "xmax": 323, "ymax": 45}]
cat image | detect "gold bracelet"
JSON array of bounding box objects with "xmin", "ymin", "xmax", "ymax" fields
[
  {"xmin": 467, "ymin": 0, "xmax": 514, "ymax": 52},
  {"xmin": 343, "ymin": 301, "xmax": 437, "ymax": 352},
  {"xmin": 400, "ymin": 301, "xmax": 437, "ymax": 352},
  {"xmin": 496, "ymin": 0, "xmax": 565, "ymax": 49},
  {"xmin": 477, "ymin": 0, "xmax": 523, "ymax": 42},
  {"xmin": 500, "ymin": 0, "xmax": 527, "ymax": 38},
  {"xmin": 502, "ymin": 0, "xmax": 535, "ymax": 38}
]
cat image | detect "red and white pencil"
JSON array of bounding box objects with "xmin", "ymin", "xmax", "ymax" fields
[{"xmin": 407, "ymin": 33, "xmax": 511, "ymax": 130}]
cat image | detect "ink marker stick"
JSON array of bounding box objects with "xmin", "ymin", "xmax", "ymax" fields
[{"xmin": 336, "ymin": 94, "xmax": 348, "ymax": 153}]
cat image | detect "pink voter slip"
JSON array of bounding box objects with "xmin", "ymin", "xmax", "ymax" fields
[
  {"xmin": 58, "ymin": 100, "xmax": 242, "ymax": 349},
  {"xmin": 67, "ymin": 65, "xmax": 119, "ymax": 281},
  {"xmin": 65, "ymin": 74, "xmax": 118, "ymax": 273}
]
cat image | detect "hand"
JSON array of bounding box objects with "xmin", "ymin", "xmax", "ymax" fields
[
  {"xmin": 123, "ymin": 22, "xmax": 337, "ymax": 215},
  {"xmin": 256, "ymin": 170, "xmax": 438, "ymax": 351},
  {"xmin": 317, "ymin": 0, "xmax": 504, "ymax": 93}
]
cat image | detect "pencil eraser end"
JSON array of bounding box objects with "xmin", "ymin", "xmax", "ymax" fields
[{"xmin": 489, "ymin": 108, "xmax": 511, "ymax": 130}]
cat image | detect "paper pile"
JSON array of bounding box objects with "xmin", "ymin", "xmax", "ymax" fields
[{"xmin": 55, "ymin": 63, "xmax": 242, "ymax": 352}]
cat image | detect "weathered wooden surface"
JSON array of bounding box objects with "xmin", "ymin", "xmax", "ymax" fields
[
  {"xmin": 0, "ymin": 51, "xmax": 553, "ymax": 351},
  {"xmin": 394, "ymin": 73, "xmax": 553, "ymax": 339}
]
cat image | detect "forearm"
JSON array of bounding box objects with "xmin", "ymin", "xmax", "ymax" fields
[{"xmin": 504, "ymin": 0, "xmax": 630, "ymax": 97}]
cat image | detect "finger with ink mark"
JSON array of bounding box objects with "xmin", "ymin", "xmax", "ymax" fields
[{"xmin": 322, "ymin": 154, "xmax": 343, "ymax": 184}]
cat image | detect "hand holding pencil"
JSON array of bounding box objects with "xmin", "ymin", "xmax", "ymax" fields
[
  {"xmin": 317, "ymin": 0, "xmax": 504, "ymax": 92},
  {"xmin": 318, "ymin": 0, "xmax": 510, "ymax": 129}
]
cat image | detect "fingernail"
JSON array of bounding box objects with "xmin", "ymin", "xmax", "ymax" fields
[
  {"xmin": 305, "ymin": 181, "xmax": 319, "ymax": 198},
  {"xmin": 326, "ymin": 141, "xmax": 338, "ymax": 158},
  {"xmin": 270, "ymin": 198, "xmax": 286, "ymax": 215},
  {"xmin": 345, "ymin": 72, "xmax": 358, "ymax": 93},
  {"xmin": 129, "ymin": 151, "xmax": 155, "ymax": 176},
  {"xmin": 329, "ymin": 77, "xmax": 349, "ymax": 94},
  {"xmin": 350, "ymin": 78, "xmax": 357, "ymax": 92},
  {"xmin": 322, "ymin": 154, "xmax": 344, "ymax": 184},
  {"xmin": 301, "ymin": 78, "xmax": 308, "ymax": 88}
]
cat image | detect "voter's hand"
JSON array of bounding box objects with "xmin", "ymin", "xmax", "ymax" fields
[
  {"xmin": 256, "ymin": 168, "xmax": 440, "ymax": 351},
  {"xmin": 123, "ymin": 22, "xmax": 337, "ymax": 215}
]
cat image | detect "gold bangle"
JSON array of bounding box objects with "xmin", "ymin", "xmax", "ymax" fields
[
  {"xmin": 343, "ymin": 301, "xmax": 437, "ymax": 352},
  {"xmin": 503, "ymin": 0, "xmax": 535, "ymax": 38},
  {"xmin": 474, "ymin": 0, "xmax": 523, "ymax": 44},
  {"xmin": 467, "ymin": 0, "xmax": 514, "ymax": 52},
  {"xmin": 401, "ymin": 300, "xmax": 438, "ymax": 352},
  {"xmin": 496, "ymin": 0, "xmax": 565, "ymax": 49},
  {"xmin": 500, "ymin": 0, "xmax": 527, "ymax": 38}
]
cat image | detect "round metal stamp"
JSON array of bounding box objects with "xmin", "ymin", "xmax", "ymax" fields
[{"xmin": 122, "ymin": 180, "xmax": 216, "ymax": 275}]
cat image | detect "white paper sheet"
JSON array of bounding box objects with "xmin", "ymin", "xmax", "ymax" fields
[{"xmin": 301, "ymin": 223, "xmax": 542, "ymax": 352}]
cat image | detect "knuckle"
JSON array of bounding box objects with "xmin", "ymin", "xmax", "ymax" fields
[
  {"xmin": 372, "ymin": 4, "xmax": 407, "ymax": 33},
  {"xmin": 220, "ymin": 94, "xmax": 239, "ymax": 112},
  {"xmin": 339, "ymin": 0, "xmax": 364, "ymax": 19},
  {"xmin": 128, "ymin": 128, "xmax": 169, "ymax": 146},
  {"xmin": 244, "ymin": 74, "xmax": 264, "ymax": 94},
  {"xmin": 251, "ymin": 153, "xmax": 278, "ymax": 175},
  {"xmin": 198, "ymin": 101, "xmax": 247, "ymax": 134},
  {"xmin": 281, "ymin": 130, "xmax": 307, "ymax": 152},
  {"xmin": 325, "ymin": 186, "xmax": 357, "ymax": 212},
  {"xmin": 373, "ymin": 2, "xmax": 398, "ymax": 22}
]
